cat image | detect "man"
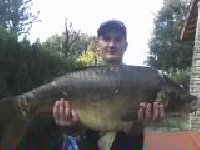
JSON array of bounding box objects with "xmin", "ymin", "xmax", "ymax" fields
[{"xmin": 53, "ymin": 20, "xmax": 165, "ymax": 150}]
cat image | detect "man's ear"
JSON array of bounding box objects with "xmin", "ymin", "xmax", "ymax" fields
[{"xmin": 123, "ymin": 42, "xmax": 128, "ymax": 52}]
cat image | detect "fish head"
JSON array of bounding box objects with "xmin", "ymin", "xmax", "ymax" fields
[
  {"xmin": 162, "ymin": 92, "xmax": 198, "ymax": 117},
  {"xmin": 159, "ymin": 75, "xmax": 198, "ymax": 117},
  {"xmin": 177, "ymin": 92, "xmax": 198, "ymax": 113}
]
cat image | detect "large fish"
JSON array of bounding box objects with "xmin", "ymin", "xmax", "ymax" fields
[{"xmin": 0, "ymin": 65, "xmax": 197, "ymax": 148}]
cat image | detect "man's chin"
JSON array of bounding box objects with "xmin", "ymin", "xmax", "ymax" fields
[
  {"xmin": 106, "ymin": 56, "xmax": 121, "ymax": 60},
  {"xmin": 104, "ymin": 56, "xmax": 122, "ymax": 65}
]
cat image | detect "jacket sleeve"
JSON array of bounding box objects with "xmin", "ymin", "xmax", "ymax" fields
[{"xmin": 111, "ymin": 130, "xmax": 144, "ymax": 150}]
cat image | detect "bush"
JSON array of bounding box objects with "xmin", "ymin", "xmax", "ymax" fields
[
  {"xmin": 0, "ymin": 30, "xmax": 82, "ymax": 99},
  {"xmin": 170, "ymin": 69, "xmax": 190, "ymax": 89}
]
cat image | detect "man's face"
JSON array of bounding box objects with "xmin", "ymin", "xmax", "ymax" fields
[{"xmin": 97, "ymin": 31, "xmax": 128, "ymax": 64}]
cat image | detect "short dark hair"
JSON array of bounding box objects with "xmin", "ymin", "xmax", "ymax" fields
[{"xmin": 97, "ymin": 20, "xmax": 127, "ymax": 40}]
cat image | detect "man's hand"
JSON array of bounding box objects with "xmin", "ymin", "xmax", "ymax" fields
[
  {"xmin": 53, "ymin": 98, "xmax": 80, "ymax": 126},
  {"xmin": 138, "ymin": 102, "xmax": 165, "ymax": 125}
]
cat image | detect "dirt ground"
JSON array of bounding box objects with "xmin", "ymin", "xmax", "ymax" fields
[{"xmin": 144, "ymin": 131, "xmax": 200, "ymax": 150}]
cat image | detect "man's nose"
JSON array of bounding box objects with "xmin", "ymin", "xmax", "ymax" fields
[{"xmin": 108, "ymin": 40, "xmax": 117, "ymax": 47}]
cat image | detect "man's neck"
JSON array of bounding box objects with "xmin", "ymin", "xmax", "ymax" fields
[{"xmin": 102, "ymin": 60, "xmax": 123, "ymax": 65}]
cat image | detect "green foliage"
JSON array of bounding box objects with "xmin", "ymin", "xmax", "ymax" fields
[
  {"xmin": 43, "ymin": 30, "xmax": 94, "ymax": 60},
  {"xmin": 78, "ymin": 41, "xmax": 99, "ymax": 66},
  {"xmin": 0, "ymin": 29, "xmax": 82, "ymax": 99},
  {"xmin": 0, "ymin": 0, "xmax": 39, "ymax": 36},
  {"xmin": 43, "ymin": 19, "xmax": 95, "ymax": 60},
  {"xmin": 170, "ymin": 69, "xmax": 190, "ymax": 88},
  {"xmin": 146, "ymin": 0, "xmax": 194, "ymax": 70}
]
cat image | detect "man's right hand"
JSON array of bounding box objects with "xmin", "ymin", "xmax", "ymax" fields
[
  {"xmin": 53, "ymin": 98, "xmax": 80, "ymax": 126},
  {"xmin": 138, "ymin": 102, "xmax": 165, "ymax": 125}
]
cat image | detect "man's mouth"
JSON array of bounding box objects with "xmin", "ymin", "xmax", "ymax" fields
[{"xmin": 107, "ymin": 51, "xmax": 118, "ymax": 55}]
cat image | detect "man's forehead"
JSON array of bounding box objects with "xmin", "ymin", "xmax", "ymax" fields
[{"xmin": 101, "ymin": 31, "xmax": 125, "ymax": 38}]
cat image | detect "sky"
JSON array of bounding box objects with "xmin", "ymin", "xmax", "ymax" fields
[{"xmin": 29, "ymin": 0, "xmax": 163, "ymax": 66}]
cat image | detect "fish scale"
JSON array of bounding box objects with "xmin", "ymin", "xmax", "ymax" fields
[{"xmin": 0, "ymin": 65, "xmax": 197, "ymax": 149}]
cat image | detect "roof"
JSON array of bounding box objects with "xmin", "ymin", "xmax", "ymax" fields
[
  {"xmin": 145, "ymin": 131, "xmax": 200, "ymax": 150},
  {"xmin": 181, "ymin": 0, "xmax": 198, "ymax": 41}
]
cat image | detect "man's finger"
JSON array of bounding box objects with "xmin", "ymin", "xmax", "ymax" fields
[
  {"xmin": 140, "ymin": 102, "xmax": 147, "ymax": 108},
  {"xmin": 59, "ymin": 99, "xmax": 65, "ymax": 122},
  {"xmin": 53, "ymin": 100, "xmax": 60, "ymax": 118},
  {"xmin": 145, "ymin": 103, "xmax": 152, "ymax": 121},
  {"xmin": 53, "ymin": 106, "xmax": 57, "ymax": 118},
  {"xmin": 65, "ymin": 101, "xmax": 72, "ymax": 121},
  {"xmin": 72, "ymin": 110, "xmax": 80, "ymax": 123},
  {"xmin": 54, "ymin": 110, "xmax": 60, "ymax": 125},
  {"xmin": 160, "ymin": 104, "xmax": 165, "ymax": 118},
  {"xmin": 153, "ymin": 102, "xmax": 159, "ymax": 121},
  {"xmin": 138, "ymin": 107, "xmax": 144, "ymax": 121}
]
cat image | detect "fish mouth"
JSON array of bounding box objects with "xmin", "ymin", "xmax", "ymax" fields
[
  {"xmin": 190, "ymin": 100, "xmax": 198, "ymax": 111},
  {"xmin": 167, "ymin": 100, "xmax": 198, "ymax": 118}
]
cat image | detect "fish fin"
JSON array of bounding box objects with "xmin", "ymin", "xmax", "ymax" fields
[
  {"xmin": 121, "ymin": 111, "xmax": 138, "ymax": 121},
  {"xmin": 0, "ymin": 113, "xmax": 29, "ymax": 149}
]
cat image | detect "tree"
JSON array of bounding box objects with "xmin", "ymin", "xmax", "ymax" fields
[
  {"xmin": 0, "ymin": 28, "xmax": 82, "ymax": 99},
  {"xmin": 146, "ymin": 0, "xmax": 194, "ymax": 71},
  {"xmin": 61, "ymin": 18, "xmax": 95, "ymax": 58},
  {"xmin": 79, "ymin": 40, "xmax": 100, "ymax": 66},
  {"xmin": 43, "ymin": 19, "xmax": 95, "ymax": 59},
  {"xmin": 43, "ymin": 34, "xmax": 63, "ymax": 56},
  {"xmin": 0, "ymin": 0, "xmax": 40, "ymax": 36},
  {"xmin": 62, "ymin": 18, "xmax": 79, "ymax": 57}
]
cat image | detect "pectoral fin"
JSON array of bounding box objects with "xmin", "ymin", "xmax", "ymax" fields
[{"xmin": 0, "ymin": 113, "xmax": 29, "ymax": 149}]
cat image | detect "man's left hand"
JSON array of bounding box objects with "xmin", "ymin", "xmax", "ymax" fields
[{"xmin": 138, "ymin": 102, "xmax": 165, "ymax": 125}]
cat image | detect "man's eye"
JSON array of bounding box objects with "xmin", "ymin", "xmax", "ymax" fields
[
  {"xmin": 103, "ymin": 36, "xmax": 111, "ymax": 41},
  {"xmin": 115, "ymin": 37, "xmax": 122, "ymax": 42}
]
